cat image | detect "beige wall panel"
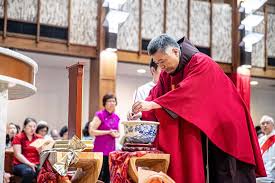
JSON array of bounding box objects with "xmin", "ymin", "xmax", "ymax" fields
[
  {"xmin": 117, "ymin": 0, "xmax": 139, "ymax": 51},
  {"xmin": 190, "ymin": 1, "xmax": 210, "ymax": 47},
  {"xmin": 252, "ymin": 12, "xmax": 265, "ymax": 68},
  {"xmin": 166, "ymin": 0, "xmax": 188, "ymax": 40},
  {"xmin": 40, "ymin": 0, "xmax": 68, "ymax": 27},
  {"xmin": 212, "ymin": 3, "xmax": 232, "ymax": 63},
  {"xmin": 70, "ymin": 0, "xmax": 97, "ymax": 46},
  {"xmin": 8, "ymin": 0, "xmax": 37, "ymax": 22},
  {"xmin": 267, "ymin": 13, "xmax": 275, "ymax": 58},
  {"xmin": 0, "ymin": 0, "xmax": 3, "ymax": 18},
  {"xmin": 142, "ymin": 0, "xmax": 164, "ymax": 40}
]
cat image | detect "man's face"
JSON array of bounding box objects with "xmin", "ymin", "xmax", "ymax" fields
[
  {"xmin": 260, "ymin": 121, "xmax": 274, "ymax": 135},
  {"xmin": 152, "ymin": 47, "xmax": 180, "ymax": 74}
]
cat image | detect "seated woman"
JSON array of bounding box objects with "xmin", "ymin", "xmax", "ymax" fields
[
  {"xmin": 89, "ymin": 93, "xmax": 120, "ymax": 183},
  {"xmin": 82, "ymin": 121, "xmax": 94, "ymax": 141},
  {"xmin": 59, "ymin": 126, "xmax": 68, "ymax": 140},
  {"xmin": 6, "ymin": 122, "xmax": 20, "ymax": 149},
  {"xmin": 35, "ymin": 123, "xmax": 49, "ymax": 138},
  {"xmin": 12, "ymin": 118, "xmax": 42, "ymax": 183}
]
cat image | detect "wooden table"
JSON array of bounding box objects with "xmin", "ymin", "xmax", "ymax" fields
[{"xmin": 128, "ymin": 153, "xmax": 170, "ymax": 183}]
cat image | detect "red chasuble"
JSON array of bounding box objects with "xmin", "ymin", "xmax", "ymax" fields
[{"xmin": 143, "ymin": 52, "xmax": 266, "ymax": 183}]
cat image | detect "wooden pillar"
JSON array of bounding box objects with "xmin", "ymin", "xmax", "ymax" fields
[
  {"xmin": 36, "ymin": 0, "xmax": 41, "ymax": 43},
  {"xmin": 89, "ymin": 51, "xmax": 117, "ymax": 120},
  {"xmin": 231, "ymin": 0, "xmax": 240, "ymax": 72},
  {"xmin": 99, "ymin": 50, "xmax": 117, "ymax": 106},
  {"xmin": 89, "ymin": 0, "xmax": 104, "ymax": 120},
  {"xmin": 138, "ymin": 0, "xmax": 142, "ymax": 56},
  {"xmin": 230, "ymin": 0, "xmax": 251, "ymax": 109},
  {"xmin": 67, "ymin": 63, "xmax": 84, "ymax": 139},
  {"xmin": 89, "ymin": 0, "xmax": 117, "ymax": 120}
]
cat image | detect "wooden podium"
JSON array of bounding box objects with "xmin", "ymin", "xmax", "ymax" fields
[
  {"xmin": 128, "ymin": 153, "xmax": 170, "ymax": 183},
  {"xmin": 50, "ymin": 152, "xmax": 103, "ymax": 183}
]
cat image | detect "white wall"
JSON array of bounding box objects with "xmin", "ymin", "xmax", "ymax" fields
[
  {"xmin": 251, "ymin": 78, "xmax": 275, "ymax": 125},
  {"xmin": 116, "ymin": 75, "xmax": 151, "ymax": 121},
  {"xmin": 116, "ymin": 62, "xmax": 151, "ymax": 121},
  {"xmin": 115, "ymin": 62, "xmax": 151, "ymax": 147},
  {"xmin": 7, "ymin": 51, "xmax": 90, "ymax": 132}
]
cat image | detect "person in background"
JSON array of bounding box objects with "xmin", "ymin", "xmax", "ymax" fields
[
  {"xmin": 59, "ymin": 126, "xmax": 68, "ymax": 140},
  {"xmin": 12, "ymin": 117, "xmax": 42, "ymax": 183},
  {"xmin": 134, "ymin": 59, "xmax": 161, "ymax": 102},
  {"xmin": 257, "ymin": 115, "xmax": 275, "ymax": 182},
  {"xmin": 35, "ymin": 123, "xmax": 49, "ymax": 138},
  {"xmin": 255, "ymin": 125, "xmax": 264, "ymax": 139},
  {"xmin": 82, "ymin": 121, "xmax": 94, "ymax": 141},
  {"xmin": 89, "ymin": 93, "xmax": 120, "ymax": 183},
  {"xmin": 50, "ymin": 129, "xmax": 60, "ymax": 140},
  {"xmin": 6, "ymin": 122, "xmax": 19, "ymax": 149},
  {"xmin": 37, "ymin": 120, "xmax": 48, "ymax": 126}
]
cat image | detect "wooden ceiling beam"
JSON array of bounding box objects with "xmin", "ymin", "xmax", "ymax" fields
[
  {"xmin": 0, "ymin": 36, "xmax": 96, "ymax": 58},
  {"xmin": 251, "ymin": 68, "xmax": 275, "ymax": 79},
  {"xmin": 117, "ymin": 50, "xmax": 151, "ymax": 64}
]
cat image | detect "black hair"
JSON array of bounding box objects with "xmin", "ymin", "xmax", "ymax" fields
[
  {"xmin": 15, "ymin": 124, "xmax": 20, "ymax": 133},
  {"xmin": 147, "ymin": 34, "xmax": 180, "ymax": 55},
  {"xmin": 23, "ymin": 117, "xmax": 37, "ymax": 128},
  {"xmin": 35, "ymin": 124, "xmax": 49, "ymax": 134},
  {"xmin": 82, "ymin": 121, "xmax": 91, "ymax": 137},
  {"xmin": 102, "ymin": 93, "xmax": 117, "ymax": 107},
  {"xmin": 59, "ymin": 126, "xmax": 68, "ymax": 137},
  {"xmin": 149, "ymin": 58, "xmax": 158, "ymax": 70},
  {"xmin": 255, "ymin": 125, "xmax": 263, "ymax": 137}
]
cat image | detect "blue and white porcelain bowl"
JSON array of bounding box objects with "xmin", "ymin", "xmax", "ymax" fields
[{"xmin": 121, "ymin": 121, "xmax": 159, "ymax": 144}]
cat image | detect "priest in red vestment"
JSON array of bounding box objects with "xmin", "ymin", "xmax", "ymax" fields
[{"xmin": 130, "ymin": 34, "xmax": 266, "ymax": 183}]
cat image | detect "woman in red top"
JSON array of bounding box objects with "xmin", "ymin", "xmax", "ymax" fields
[{"xmin": 12, "ymin": 118, "xmax": 41, "ymax": 183}]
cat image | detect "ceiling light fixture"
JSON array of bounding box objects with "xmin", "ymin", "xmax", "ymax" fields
[
  {"xmin": 250, "ymin": 80, "xmax": 259, "ymax": 85},
  {"xmin": 137, "ymin": 69, "xmax": 146, "ymax": 74}
]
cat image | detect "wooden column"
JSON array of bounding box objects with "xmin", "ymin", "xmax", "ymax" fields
[
  {"xmin": 36, "ymin": 0, "xmax": 41, "ymax": 43},
  {"xmin": 89, "ymin": 0, "xmax": 117, "ymax": 120},
  {"xmin": 138, "ymin": 0, "xmax": 142, "ymax": 56},
  {"xmin": 99, "ymin": 50, "xmax": 117, "ymax": 105},
  {"xmin": 89, "ymin": 0, "xmax": 105, "ymax": 120},
  {"xmin": 3, "ymin": 0, "xmax": 8, "ymax": 39},
  {"xmin": 231, "ymin": 0, "xmax": 240, "ymax": 72},
  {"xmin": 67, "ymin": 63, "xmax": 84, "ymax": 138}
]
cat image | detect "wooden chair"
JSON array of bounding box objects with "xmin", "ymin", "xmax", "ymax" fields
[{"xmin": 5, "ymin": 150, "xmax": 36, "ymax": 183}]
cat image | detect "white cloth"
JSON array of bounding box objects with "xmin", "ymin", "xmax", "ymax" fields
[
  {"xmin": 133, "ymin": 81, "xmax": 156, "ymax": 102},
  {"xmin": 257, "ymin": 130, "xmax": 275, "ymax": 182}
]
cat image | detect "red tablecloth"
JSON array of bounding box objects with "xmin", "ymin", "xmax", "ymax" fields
[{"xmin": 109, "ymin": 150, "xmax": 160, "ymax": 183}]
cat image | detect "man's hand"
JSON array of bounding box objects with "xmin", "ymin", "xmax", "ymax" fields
[
  {"xmin": 132, "ymin": 101, "xmax": 161, "ymax": 114},
  {"xmin": 127, "ymin": 111, "xmax": 142, "ymax": 120}
]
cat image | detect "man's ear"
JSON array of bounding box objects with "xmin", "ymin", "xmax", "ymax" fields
[
  {"xmin": 150, "ymin": 67, "xmax": 155, "ymax": 76},
  {"xmin": 172, "ymin": 48, "xmax": 180, "ymax": 57}
]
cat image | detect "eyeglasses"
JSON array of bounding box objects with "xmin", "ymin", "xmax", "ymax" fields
[
  {"xmin": 261, "ymin": 121, "xmax": 272, "ymax": 125},
  {"xmin": 106, "ymin": 99, "xmax": 116, "ymax": 103}
]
